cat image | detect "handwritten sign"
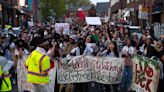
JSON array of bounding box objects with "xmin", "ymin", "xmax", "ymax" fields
[
  {"xmin": 86, "ymin": 17, "xmax": 102, "ymax": 25},
  {"xmin": 57, "ymin": 56, "xmax": 124, "ymax": 84},
  {"xmin": 131, "ymin": 55, "xmax": 160, "ymax": 92}
]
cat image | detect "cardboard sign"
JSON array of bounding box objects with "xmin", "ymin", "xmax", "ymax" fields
[
  {"xmin": 55, "ymin": 23, "xmax": 70, "ymax": 35},
  {"xmin": 0, "ymin": 56, "xmax": 14, "ymax": 72},
  {"xmin": 86, "ymin": 17, "xmax": 102, "ymax": 25},
  {"xmin": 131, "ymin": 55, "xmax": 160, "ymax": 92},
  {"xmin": 28, "ymin": 21, "xmax": 34, "ymax": 27},
  {"xmin": 57, "ymin": 56, "xmax": 124, "ymax": 84}
]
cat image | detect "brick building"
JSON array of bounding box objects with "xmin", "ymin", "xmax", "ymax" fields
[
  {"xmin": 110, "ymin": 0, "xmax": 164, "ymax": 29},
  {"xmin": 0, "ymin": 0, "xmax": 18, "ymax": 28},
  {"xmin": 151, "ymin": 0, "xmax": 164, "ymax": 23},
  {"xmin": 0, "ymin": 0, "xmax": 39, "ymax": 28}
]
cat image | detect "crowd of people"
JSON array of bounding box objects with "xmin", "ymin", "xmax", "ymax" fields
[{"xmin": 0, "ymin": 21, "xmax": 164, "ymax": 92}]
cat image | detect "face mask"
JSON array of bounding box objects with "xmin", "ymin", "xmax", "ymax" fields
[
  {"xmin": 44, "ymin": 31, "xmax": 48, "ymax": 36},
  {"xmin": 9, "ymin": 42, "xmax": 15, "ymax": 48}
]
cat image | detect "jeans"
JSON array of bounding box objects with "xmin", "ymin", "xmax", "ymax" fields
[
  {"xmin": 104, "ymin": 84, "xmax": 118, "ymax": 92},
  {"xmin": 33, "ymin": 84, "xmax": 50, "ymax": 92},
  {"xmin": 121, "ymin": 66, "xmax": 132, "ymax": 92},
  {"xmin": 73, "ymin": 83, "xmax": 89, "ymax": 92}
]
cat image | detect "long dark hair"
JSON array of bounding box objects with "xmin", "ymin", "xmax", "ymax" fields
[
  {"xmin": 106, "ymin": 41, "xmax": 119, "ymax": 57},
  {"xmin": 52, "ymin": 39, "xmax": 61, "ymax": 58},
  {"xmin": 78, "ymin": 38, "xmax": 86, "ymax": 55}
]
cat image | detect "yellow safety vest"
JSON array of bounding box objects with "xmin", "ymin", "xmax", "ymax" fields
[
  {"xmin": 5, "ymin": 25, "xmax": 12, "ymax": 29},
  {"xmin": 0, "ymin": 66, "xmax": 12, "ymax": 92},
  {"xmin": 25, "ymin": 50, "xmax": 51, "ymax": 84}
]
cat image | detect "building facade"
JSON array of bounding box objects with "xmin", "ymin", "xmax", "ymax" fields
[
  {"xmin": 0, "ymin": 0, "xmax": 18, "ymax": 28},
  {"xmin": 96, "ymin": 2, "xmax": 110, "ymax": 17},
  {"xmin": 110, "ymin": 0, "xmax": 164, "ymax": 29},
  {"xmin": 0, "ymin": 0, "xmax": 39, "ymax": 28}
]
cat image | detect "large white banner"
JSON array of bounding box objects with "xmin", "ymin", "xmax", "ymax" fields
[
  {"xmin": 131, "ymin": 55, "xmax": 160, "ymax": 92},
  {"xmin": 86, "ymin": 17, "xmax": 102, "ymax": 25},
  {"xmin": 57, "ymin": 56, "xmax": 124, "ymax": 84}
]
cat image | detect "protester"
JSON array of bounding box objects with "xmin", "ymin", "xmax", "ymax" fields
[
  {"xmin": 97, "ymin": 41, "xmax": 119, "ymax": 92},
  {"xmin": 0, "ymin": 63, "xmax": 12, "ymax": 92},
  {"xmin": 15, "ymin": 39, "xmax": 33, "ymax": 92},
  {"xmin": 1, "ymin": 19, "xmax": 164, "ymax": 92},
  {"xmin": 144, "ymin": 36, "xmax": 157, "ymax": 58},
  {"xmin": 156, "ymin": 40, "xmax": 164, "ymax": 92},
  {"xmin": 83, "ymin": 35, "xmax": 96, "ymax": 55},
  {"xmin": 25, "ymin": 37, "xmax": 51, "ymax": 92},
  {"xmin": 63, "ymin": 35, "xmax": 77, "ymax": 56},
  {"xmin": 70, "ymin": 38, "xmax": 88, "ymax": 92},
  {"xmin": 121, "ymin": 38, "xmax": 136, "ymax": 92}
]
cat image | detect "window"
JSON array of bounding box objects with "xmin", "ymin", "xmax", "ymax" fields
[{"xmin": 127, "ymin": 0, "xmax": 130, "ymax": 4}]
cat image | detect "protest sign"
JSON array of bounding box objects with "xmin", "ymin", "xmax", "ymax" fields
[
  {"xmin": 28, "ymin": 21, "xmax": 34, "ymax": 27},
  {"xmin": 17, "ymin": 55, "xmax": 33, "ymax": 92},
  {"xmin": 86, "ymin": 17, "xmax": 102, "ymax": 25},
  {"xmin": 0, "ymin": 56, "xmax": 14, "ymax": 72},
  {"xmin": 57, "ymin": 56, "xmax": 124, "ymax": 84},
  {"xmin": 55, "ymin": 23, "xmax": 70, "ymax": 35},
  {"xmin": 131, "ymin": 55, "xmax": 160, "ymax": 92},
  {"xmin": 49, "ymin": 61, "xmax": 57, "ymax": 92}
]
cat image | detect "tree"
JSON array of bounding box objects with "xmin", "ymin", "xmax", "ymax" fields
[
  {"xmin": 40, "ymin": 0, "xmax": 66, "ymax": 21},
  {"xmin": 65, "ymin": 0, "xmax": 91, "ymax": 7},
  {"xmin": 40, "ymin": 0, "xmax": 52, "ymax": 21},
  {"xmin": 52, "ymin": 0, "xmax": 66, "ymax": 18}
]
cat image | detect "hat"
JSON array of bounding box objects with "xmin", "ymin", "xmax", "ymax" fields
[
  {"xmin": 53, "ymin": 33, "xmax": 60, "ymax": 40},
  {"xmin": 30, "ymin": 37, "xmax": 49, "ymax": 46},
  {"xmin": 37, "ymin": 37, "xmax": 49, "ymax": 46}
]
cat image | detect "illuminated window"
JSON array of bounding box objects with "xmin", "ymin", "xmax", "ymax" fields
[{"xmin": 127, "ymin": 0, "xmax": 130, "ymax": 4}]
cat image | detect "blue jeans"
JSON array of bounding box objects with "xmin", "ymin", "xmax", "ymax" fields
[{"xmin": 121, "ymin": 66, "xmax": 132, "ymax": 92}]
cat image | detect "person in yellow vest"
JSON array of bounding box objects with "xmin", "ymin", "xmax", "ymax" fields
[
  {"xmin": 25, "ymin": 37, "xmax": 51, "ymax": 92},
  {"xmin": 5, "ymin": 25, "xmax": 12, "ymax": 29},
  {"xmin": 0, "ymin": 66, "xmax": 12, "ymax": 92}
]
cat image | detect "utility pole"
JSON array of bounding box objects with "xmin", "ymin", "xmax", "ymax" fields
[
  {"xmin": 142, "ymin": 0, "xmax": 146, "ymax": 30},
  {"xmin": 11, "ymin": 0, "xmax": 13, "ymax": 26}
]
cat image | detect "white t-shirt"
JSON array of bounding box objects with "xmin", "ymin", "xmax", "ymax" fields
[
  {"xmin": 83, "ymin": 43, "xmax": 96, "ymax": 55},
  {"xmin": 122, "ymin": 46, "xmax": 135, "ymax": 55}
]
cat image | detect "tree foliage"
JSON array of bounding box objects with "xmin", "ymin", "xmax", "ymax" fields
[
  {"xmin": 39, "ymin": 0, "xmax": 91, "ymax": 21},
  {"xmin": 40, "ymin": 0, "xmax": 66, "ymax": 21},
  {"xmin": 40, "ymin": 0, "xmax": 51, "ymax": 21},
  {"xmin": 65, "ymin": 0, "xmax": 91, "ymax": 7},
  {"xmin": 52, "ymin": 0, "xmax": 66, "ymax": 18}
]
